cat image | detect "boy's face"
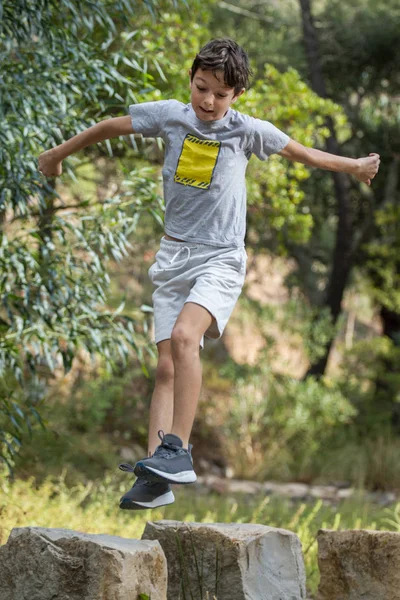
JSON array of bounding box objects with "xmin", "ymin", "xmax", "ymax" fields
[{"xmin": 189, "ymin": 68, "xmax": 244, "ymax": 122}]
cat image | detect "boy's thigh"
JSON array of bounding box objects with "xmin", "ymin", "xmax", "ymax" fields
[
  {"xmin": 172, "ymin": 301, "xmax": 214, "ymax": 340},
  {"xmin": 184, "ymin": 253, "xmax": 246, "ymax": 341}
]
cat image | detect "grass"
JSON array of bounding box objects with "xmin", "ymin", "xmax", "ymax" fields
[{"xmin": 1, "ymin": 468, "xmax": 400, "ymax": 598}]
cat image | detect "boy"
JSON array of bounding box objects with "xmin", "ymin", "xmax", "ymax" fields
[{"xmin": 38, "ymin": 38, "xmax": 380, "ymax": 511}]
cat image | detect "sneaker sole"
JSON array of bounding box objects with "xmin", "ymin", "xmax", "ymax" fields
[
  {"xmin": 134, "ymin": 462, "xmax": 197, "ymax": 484},
  {"xmin": 119, "ymin": 490, "xmax": 175, "ymax": 510}
]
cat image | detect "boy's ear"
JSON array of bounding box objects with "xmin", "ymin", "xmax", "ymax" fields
[{"xmin": 232, "ymin": 88, "xmax": 245, "ymax": 102}]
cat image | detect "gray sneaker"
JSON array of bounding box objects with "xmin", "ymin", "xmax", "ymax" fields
[
  {"xmin": 119, "ymin": 463, "xmax": 175, "ymax": 510},
  {"xmin": 134, "ymin": 430, "xmax": 197, "ymax": 484}
]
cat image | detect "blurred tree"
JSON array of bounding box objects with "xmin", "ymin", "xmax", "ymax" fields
[
  {"xmin": 211, "ymin": 0, "xmax": 400, "ymax": 386},
  {"xmin": 298, "ymin": 0, "xmax": 355, "ymax": 376},
  {"xmin": 299, "ymin": 0, "xmax": 400, "ymax": 419}
]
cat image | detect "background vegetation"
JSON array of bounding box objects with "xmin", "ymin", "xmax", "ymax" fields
[{"xmin": 1, "ymin": 0, "xmax": 399, "ymax": 596}]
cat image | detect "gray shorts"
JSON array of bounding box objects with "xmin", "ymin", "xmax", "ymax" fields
[{"xmin": 148, "ymin": 236, "xmax": 247, "ymax": 349}]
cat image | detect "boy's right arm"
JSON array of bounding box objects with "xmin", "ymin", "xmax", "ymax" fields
[{"xmin": 38, "ymin": 116, "xmax": 134, "ymax": 177}]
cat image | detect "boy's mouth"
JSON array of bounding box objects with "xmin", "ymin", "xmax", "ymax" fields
[{"xmin": 200, "ymin": 107, "xmax": 214, "ymax": 114}]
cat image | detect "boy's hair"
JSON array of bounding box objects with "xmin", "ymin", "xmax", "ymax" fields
[{"xmin": 190, "ymin": 38, "xmax": 252, "ymax": 94}]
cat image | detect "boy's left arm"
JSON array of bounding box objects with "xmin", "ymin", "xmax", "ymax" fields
[{"xmin": 278, "ymin": 139, "xmax": 380, "ymax": 186}]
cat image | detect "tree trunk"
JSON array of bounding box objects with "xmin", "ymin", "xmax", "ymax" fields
[{"xmin": 299, "ymin": 0, "xmax": 354, "ymax": 377}]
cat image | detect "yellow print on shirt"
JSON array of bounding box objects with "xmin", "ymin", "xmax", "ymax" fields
[{"xmin": 174, "ymin": 134, "xmax": 221, "ymax": 190}]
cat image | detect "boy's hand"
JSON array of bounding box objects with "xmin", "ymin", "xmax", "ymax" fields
[
  {"xmin": 355, "ymin": 153, "xmax": 380, "ymax": 186},
  {"xmin": 38, "ymin": 149, "xmax": 63, "ymax": 177}
]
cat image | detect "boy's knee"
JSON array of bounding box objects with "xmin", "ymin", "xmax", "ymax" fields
[
  {"xmin": 171, "ymin": 324, "xmax": 200, "ymax": 356},
  {"xmin": 156, "ymin": 355, "xmax": 174, "ymax": 384}
]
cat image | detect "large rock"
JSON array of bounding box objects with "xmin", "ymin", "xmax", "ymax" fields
[
  {"xmin": 317, "ymin": 529, "xmax": 400, "ymax": 600},
  {"xmin": 0, "ymin": 527, "xmax": 167, "ymax": 600},
  {"xmin": 142, "ymin": 520, "xmax": 306, "ymax": 600}
]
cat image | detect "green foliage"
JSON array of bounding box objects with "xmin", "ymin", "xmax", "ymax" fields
[
  {"xmin": 1, "ymin": 0, "xmax": 159, "ymax": 213},
  {"xmin": 136, "ymin": 1, "xmax": 213, "ymax": 102},
  {"xmin": 0, "ymin": 385, "xmax": 47, "ymax": 474},
  {"xmin": 210, "ymin": 0, "xmax": 304, "ymax": 76},
  {"xmin": 220, "ymin": 356, "xmax": 356, "ymax": 482},
  {"xmin": 364, "ymin": 204, "xmax": 400, "ymax": 314},
  {"xmin": 315, "ymin": 1, "xmax": 400, "ymax": 325},
  {"xmin": 279, "ymin": 299, "xmax": 340, "ymax": 363},
  {"xmin": 0, "ymin": 165, "xmax": 163, "ymax": 471},
  {"xmin": 0, "ymin": 0, "xmax": 193, "ymax": 471},
  {"xmin": 236, "ymin": 64, "xmax": 349, "ymax": 250},
  {"xmin": 319, "ymin": 433, "xmax": 400, "ymax": 492},
  {"xmin": 239, "ymin": 292, "xmax": 340, "ymax": 365},
  {"xmin": 316, "ymin": 0, "xmax": 400, "ymax": 99},
  {"xmin": 9, "ymin": 357, "xmax": 154, "ymax": 485},
  {"xmin": 337, "ymin": 337, "xmax": 400, "ymax": 429},
  {"xmin": 10, "ymin": 325, "xmax": 400, "ymax": 491}
]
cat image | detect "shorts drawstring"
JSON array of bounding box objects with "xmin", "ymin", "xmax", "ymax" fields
[{"xmin": 168, "ymin": 245, "xmax": 195, "ymax": 269}]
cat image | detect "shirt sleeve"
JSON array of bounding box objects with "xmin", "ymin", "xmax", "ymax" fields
[
  {"xmin": 248, "ymin": 117, "xmax": 290, "ymax": 160},
  {"xmin": 128, "ymin": 100, "xmax": 171, "ymax": 138}
]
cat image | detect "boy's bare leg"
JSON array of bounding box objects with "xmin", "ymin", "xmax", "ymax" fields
[
  {"xmin": 147, "ymin": 339, "xmax": 175, "ymax": 456},
  {"xmin": 170, "ymin": 302, "xmax": 213, "ymax": 448}
]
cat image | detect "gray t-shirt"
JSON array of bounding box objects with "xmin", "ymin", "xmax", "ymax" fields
[{"xmin": 128, "ymin": 100, "xmax": 290, "ymax": 248}]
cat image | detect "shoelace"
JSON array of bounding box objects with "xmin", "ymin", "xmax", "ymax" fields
[
  {"xmin": 153, "ymin": 430, "xmax": 182, "ymax": 459},
  {"xmin": 118, "ymin": 430, "xmax": 183, "ymax": 473}
]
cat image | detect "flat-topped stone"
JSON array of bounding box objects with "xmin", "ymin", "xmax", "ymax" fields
[
  {"xmin": 0, "ymin": 526, "xmax": 167, "ymax": 600},
  {"xmin": 143, "ymin": 520, "xmax": 307, "ymax": 600},
  {"xmin": 317, "ymin": 529, "xmax": 400, "ymax": 600}
]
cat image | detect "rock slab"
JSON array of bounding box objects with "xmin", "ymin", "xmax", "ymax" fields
[
  {"xmin": 0, "ymin": 526, "xmax": 167, "ymax": 600},
  {"xmin": 142, "ymin": 520, "xmax": 306, "ymax": 600},
  {"xmin": 317, "ymin": 529, "xmax": 400, "ymax": 600}
]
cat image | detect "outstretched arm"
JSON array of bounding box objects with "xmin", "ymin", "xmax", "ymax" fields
[
  {"xmin": 38, "ymin": 116, "xmax": 134, "ymax": 177},
  {"xmin": 278, "ymin": 139, "xmax": 380, "ymax": 186}
]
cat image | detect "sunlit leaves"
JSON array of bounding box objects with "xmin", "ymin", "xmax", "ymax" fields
[
  {"xmin": 364, "ymin": 204, "xmax": 400, "ymax": 313},
  {"xmin": 237, "ymin": 64, "xmax": 348, "ymax": 247}
]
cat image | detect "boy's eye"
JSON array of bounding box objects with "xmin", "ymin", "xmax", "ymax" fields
[{"xmin": 196, "ymin": 86, "xmax": 228, "ymax": 99}]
